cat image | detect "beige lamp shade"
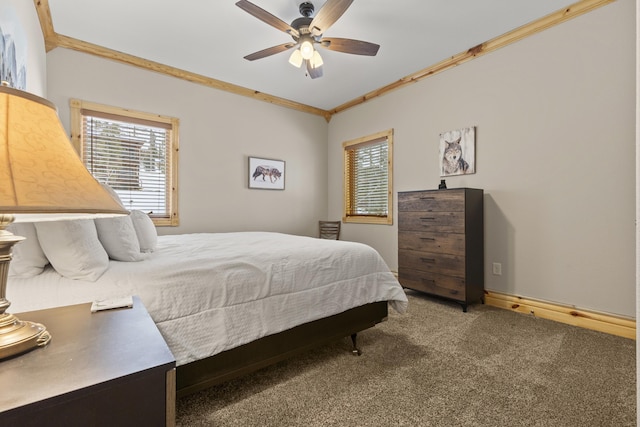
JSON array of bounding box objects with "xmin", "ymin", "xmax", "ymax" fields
[
  {"xmin": 0, "ymin": 85, "xmax": 127, "ymax": 216},
  {"xmin": 0, "ymin": 85, "xmax": 128, "ymax": 360}
]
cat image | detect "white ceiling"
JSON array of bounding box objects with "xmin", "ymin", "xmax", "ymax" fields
[{"xmin": 47, "ymin": 0, "xmax": 575, "ymax": 111}]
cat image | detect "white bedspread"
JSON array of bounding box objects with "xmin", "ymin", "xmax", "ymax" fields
[{"xmin": 7, "ymin": 232, "xmax": 408, "ymax": 366}]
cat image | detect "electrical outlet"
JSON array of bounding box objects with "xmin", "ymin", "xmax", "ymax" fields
[{"xmin": 492, "ymin": 262, "xmax": 502, "ymax": 276}]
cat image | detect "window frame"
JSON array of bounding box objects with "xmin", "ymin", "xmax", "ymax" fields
[
  {"xmin": 70, "ymin": 99, "xmax": 180, "ymax": 226},
  {"xmin": 342, "ymin": 129, "xmax": 393, "ymax": 225}
]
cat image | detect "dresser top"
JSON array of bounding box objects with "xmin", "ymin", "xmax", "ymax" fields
[{"xmin": 398, "ymin": 188, "xmax": 483, "ymax": 193}]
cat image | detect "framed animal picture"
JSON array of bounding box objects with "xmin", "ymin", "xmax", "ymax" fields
[
  {"xmin": 439, "ymin": 126, "xmax": 476, "ymax": 177},
  {"xmin": 248, "ymin": 156, "xmax": 285, "ymax": 190}
]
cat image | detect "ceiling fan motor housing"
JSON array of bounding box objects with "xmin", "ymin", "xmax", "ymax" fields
[{"xmin": 291, "ymin": 17, "xmax": 313, "ymax": 36}]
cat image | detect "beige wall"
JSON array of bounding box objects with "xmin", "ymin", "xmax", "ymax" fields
[
  {"xmin": 46, "ymin": 48, "xmax": 329, "ymax": 237},
  {"xmin": 328, "ymin": 0, "xmax": 636, "ymax": 317}
]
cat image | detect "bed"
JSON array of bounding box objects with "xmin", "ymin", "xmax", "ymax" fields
[{"xmin": 6, "ymin": 218, "xmax": 408, "ymax": 397}]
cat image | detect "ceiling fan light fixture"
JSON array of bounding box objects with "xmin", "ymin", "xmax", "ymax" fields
[
  {"xmin": 237, "ymin": 0, "xmax": 380, "ymax": 79},
  {"xmin": 288, "ymin": 49, "xmax": 303, "ymax": 68},
  {"xmin": 300, "ymin": 40, "xmax": 314, "ymax": 60},
  {"xmin": 310, "ymin": 50, "xmax": 323, "ymax": 69}
]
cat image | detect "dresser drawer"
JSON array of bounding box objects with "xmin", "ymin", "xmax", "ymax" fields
[
  {"xmin": 398, "ymin": 231, "xmax": 465, "ymax": 255},
  {"xmin": 399, "ymin": 269, "xmax": 466, "ymax": 300},
  {"xmin": 399, "ymin": 249, "xmax": 464, "ymax": 277},
  {"xmin": 398, "ymin": 211, "xmax": 465, "ymax": 233},
  {"xmin": 398, "ymin": 190, "xmax": 465, "ymax": 212}
]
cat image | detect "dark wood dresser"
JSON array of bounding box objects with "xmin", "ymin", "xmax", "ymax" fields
[
  {"xmin": 0, "ymin": 296, "xmax": 176, "ymax": 427},
  {"xmin": 398, "ymin": 188, "xmax": 484, "ymax": 311}
]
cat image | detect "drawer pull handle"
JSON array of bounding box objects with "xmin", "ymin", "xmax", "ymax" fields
[
  {"xmin": 419, "ymin": 237, "xmax": 435, "ymax": 241},
  {"xmin": 421, "ymin": 278, "xmax": 435, "ymax": 284},
  {"xmin": 420, "ymin": 197, "xmax": 435, "ymax": 200},
  {"xmin": 420, "ymin": 217, "xmax": 435, "ymax": 221},
  {"xmin": 420, "ymin": 258, "xmax": 436, "ymax": 263}
]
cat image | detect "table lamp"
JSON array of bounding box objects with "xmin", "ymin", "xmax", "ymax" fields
[{"xmin": 0, "ymin": 84, "xmax": 128, "ymax": 359}]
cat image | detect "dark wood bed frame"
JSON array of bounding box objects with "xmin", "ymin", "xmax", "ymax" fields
[{"xmin": 176, "ymin": 301, "xmax": 389, "ymax": 397}]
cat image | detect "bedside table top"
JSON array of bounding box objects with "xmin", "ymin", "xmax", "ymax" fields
[{"xmin": 0, "ymin": 296, "xmax": 175, "ymax": 414}]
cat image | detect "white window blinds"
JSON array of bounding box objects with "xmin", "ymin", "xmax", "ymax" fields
[
  {"xmin": 344, "ymin": 136, "xmax": 389, "ymax": 218},
  {"xmin": 81, "ymin": 109, "xmax": 172, "ymax": 217}
]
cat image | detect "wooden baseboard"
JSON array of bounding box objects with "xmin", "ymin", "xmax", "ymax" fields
[{"xmin": 484, "ymin": 290, "xmax": 636, "ymax": 340}]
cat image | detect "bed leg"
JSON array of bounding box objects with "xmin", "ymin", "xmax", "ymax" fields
[{"xmin": 350, "ymin": 333, "xmax": 362, "ymax": 356}]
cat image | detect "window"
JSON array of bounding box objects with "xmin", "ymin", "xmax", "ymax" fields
[
  {"xmin": 343, "ymin": 129, "xmax": 393, "ymax": 224},
  {"xmin": 70, "ymin": 99, "xmax": 179, "ymax": 226}
]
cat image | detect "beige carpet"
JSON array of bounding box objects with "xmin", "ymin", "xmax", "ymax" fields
[{"xmin": 176, "ymin": 290, "xmax": 636, "ymax": 426}]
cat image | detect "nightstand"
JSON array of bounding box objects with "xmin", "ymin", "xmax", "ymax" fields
[{"xmin": 0, "ymin": 296, "xmax": 176, "ymax": 427}]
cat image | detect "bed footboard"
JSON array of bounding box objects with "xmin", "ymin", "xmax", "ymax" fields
[{"xmin": 176, "ymin": 301, "xmax": 388, "ymax": 397}]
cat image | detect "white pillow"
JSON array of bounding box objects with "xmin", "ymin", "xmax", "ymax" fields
[
  {"xmin": 35, "ymin": 219, "xmax": 109, "ymax": 281},
  {"xmin": 95, "ymin": 215, "xmax": 144, "ymax": 261},
  {"xmin": 7, "ymin": 223, "xmax": 49, "ymax": 278},
  {"xmin": 130, "ymin": 210, "xmax": 157, "ymax": 253}
]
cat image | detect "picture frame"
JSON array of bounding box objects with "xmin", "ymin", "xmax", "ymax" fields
[
  {"xmin": 248, "ymin": 156, "xmax": 285, "ymax": 190},
  {"xmin": 0, "ymin": 6, "xmax": 27, "ymax": 90},
  {"xmin": 439, "ymin": 126, "xmax": 476, "ymax": 177}
]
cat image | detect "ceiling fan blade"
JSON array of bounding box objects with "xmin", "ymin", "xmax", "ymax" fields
[
  {"xmin": 236, "ymin": 0, "xmax": 299, "ymax": 38},
  {"xmin": 244, "ymin": 43, "xmax": 295, "ymax": 61},
  {"xmin": 306, "ymin": 60, "xmax": 323, "ymax": 79},
  {"xmin": 309, "ymin": 0, "xmax": 354, "ymax": 37},
  {"xmin": 320, "ymin": 37, "xmax": 380, "ymax": 56}
]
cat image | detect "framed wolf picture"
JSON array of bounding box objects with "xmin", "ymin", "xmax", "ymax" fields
[
  {"xmin": 439, "ymin": 126, "xmax": 476, "ymax": 177},
  {"xmin": 249, "ymin": 156, "xmax": 285, "ymax": 190}
]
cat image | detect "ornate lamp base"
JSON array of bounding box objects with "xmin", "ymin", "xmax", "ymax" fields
[
  {"xmin": 0, "ymin": 214, "xmax": 52, "ymax": 359},
  {"xmin": 0, "ymin": 312, "xmax": 51, "ymax": 359}
]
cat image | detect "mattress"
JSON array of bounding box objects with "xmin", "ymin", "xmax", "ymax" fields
[{"xmin": 7, "ymin": 232, "xmax": 408, "ymax": 366}]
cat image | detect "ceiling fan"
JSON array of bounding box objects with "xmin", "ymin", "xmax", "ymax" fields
[{"xmin": 236, "ymin": 0, "xmax": 380, "ymax": 79}]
